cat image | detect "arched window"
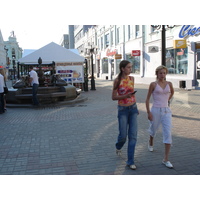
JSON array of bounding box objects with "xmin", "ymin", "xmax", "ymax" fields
[{"xmin": 12, "ymin": 48, "xmax": 16, "ymax": 59}]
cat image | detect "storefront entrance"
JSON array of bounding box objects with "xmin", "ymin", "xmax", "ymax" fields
[{"xmin": 196, "ymin": 51, "xmax": 200, "ymax": 87}]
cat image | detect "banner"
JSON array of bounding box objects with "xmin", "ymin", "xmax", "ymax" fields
[{"xmin": 56, "ymin": 65, "xmax": 84, "ymax": 83}]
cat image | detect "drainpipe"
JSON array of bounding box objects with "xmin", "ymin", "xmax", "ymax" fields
[{"xmin": 141, "ymin": 25, "xmax": 145, "ymax": 78}]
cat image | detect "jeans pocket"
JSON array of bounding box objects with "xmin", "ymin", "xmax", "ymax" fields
[
  {"xmin": 118, "ymin": 105, "xmax": 126, "ymax": 111},
  {"xmin": 166, "ymin": 107, "xmax": 172, "ymax": 114}
]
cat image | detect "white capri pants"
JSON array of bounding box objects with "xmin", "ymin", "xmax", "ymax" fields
[{"xmin": 148, "ymin": 107, "xmax": 172, "ymax": 144}]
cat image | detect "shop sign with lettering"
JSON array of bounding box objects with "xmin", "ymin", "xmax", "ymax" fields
[
  {"xmin": 106, "ymin": 48, "xmax": 117, "ymax": 56},
  {"xmin": 132, "ymin": 50, "xmax": 140, "ymax": 56},
  {"xmin": 179, "ymin": 25, "xmax": 200, "ymax": 39},
  {"xmin": 114, "ymin": 54, "xmax": 122, "ymax": 59},
  {"xmin": 173, "ymin": 40, "xmax": 187, "ymax": 49}
]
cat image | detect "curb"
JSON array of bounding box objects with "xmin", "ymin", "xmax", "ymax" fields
[{"xmin": 6, "ymin": 93, "xmax": 88, "ymax": 108}]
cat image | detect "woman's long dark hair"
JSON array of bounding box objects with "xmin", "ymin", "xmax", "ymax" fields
[{"xmin": 114, "ymin": 60, "xmax": 131, "ymax": 90}]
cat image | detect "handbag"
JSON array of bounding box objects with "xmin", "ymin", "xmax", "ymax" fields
[
  {"xmin": 4, "ymin": 86, "xmax": 8, "ymax": 94},
  {"xmin": 3, "ymin": 82, "xmax": 8, "ymax": 94}
]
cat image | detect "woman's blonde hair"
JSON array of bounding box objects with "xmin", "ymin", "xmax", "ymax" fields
[
  {"xmin": 155, "ymin": 65, "xmax": 168, "ymax": 76},
  {"xmin": 0, "ymin": 68, "xmax": 7, "ymax": 81}
]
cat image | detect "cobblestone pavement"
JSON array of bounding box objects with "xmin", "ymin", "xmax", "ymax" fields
[{"xmin": 0, "ymin": 79, "xmax": 200, "ymax": 175}]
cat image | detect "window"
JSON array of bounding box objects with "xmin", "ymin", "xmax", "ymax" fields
[
  {"xmin": 102, "ymin": 58, "xmax": 108, "ymax": 73},
  {"xmin": 98, "ymin": 39, "xmax": 100, "ymax": 47},
  {"xmin": 116, "ymin": 59, "xmax": 121, "ymax": 74},
  {"xmin": 166, "ymin": 48, "xmax": 188, "ymax": 74},
  {"xmin": 110, "ymin": 31, "xmax": 114, "ymax": 46},
  {"xmin": 127, "ymin": 25, "xmax": 131, "ymax": 40},
  {"xmin": 126, "ymin": 54, "xmax": 140, "ymax": 74},
  {"xmin": 130, "ymin": 25, "xmax": 134, "ymax": 39},
  {"xmin": 12, "ymin": 48, "xmax": 16, "ymax": 59},
  {"xmin": 101, "ymin": 37, "xmax": 103, "ymax": 49},
  {"xmin": 105, "ymin": 33, "xmax": 109, "ymax": 47},
  {"xmin": 135, "ymin": 25, "xmax": 140, "ymax": 37},
  {"xmin": 116, "ymin": 27, "xmax": 120, "ymax": 44}
]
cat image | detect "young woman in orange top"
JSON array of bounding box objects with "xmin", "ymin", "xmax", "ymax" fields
[{"xmin": 112, "ymin": 60, "xmax": 139, "ymax": 170}]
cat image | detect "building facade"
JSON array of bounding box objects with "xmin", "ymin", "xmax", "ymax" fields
[
  {"xmin": 74, "ymin": 25, "xmax": 200, "ymax": 89},
  {"xmin": 4, "ymin": 31, "xmax": 22, "ymax": 79},
  {"xmin": 0, "ymin": 30, "xmax": 7, "ymax": 67},
  {"xmin": 60, "ymin": 34, "xmax": 69, "ymax": 49}
]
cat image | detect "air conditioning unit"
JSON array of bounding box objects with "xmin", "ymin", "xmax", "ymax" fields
[{"xmin": 148, "ymin": 46, "xmax": 159, "ymax": 53}]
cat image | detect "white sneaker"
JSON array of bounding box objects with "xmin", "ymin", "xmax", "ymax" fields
[
  {"xmin": 116, "ymin": 149, "xmax": 121, "ymax": 156},
  {"xmin": 148, "ymin": 143, "xmax": 154, "ymax": 152},
  {"xmin": 162, "ymin": 160, "xmax": 173, "ymax": 168},
  {"xmin": 128, "ymin": 164, "xmax": 137, "ymax": 170}
]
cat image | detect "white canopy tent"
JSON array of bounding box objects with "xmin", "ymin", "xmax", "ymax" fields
[
  {"xmin": 18, "ymin": 42, "xmax": 85, "ymax": 83},
  {"xmin": 18, "ymin": 42, "xmax": 85, "ymax": 64}
]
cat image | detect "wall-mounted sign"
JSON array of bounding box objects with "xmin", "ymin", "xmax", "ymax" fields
[
  {"xmin": 177, "ymin": 49, "xmax": 184, "ymax": 56},
  {"xmin": 148, "ymin": 46, "xmax": 159, "ymax": 53},
  {"xmin": 196, "ymin": 43, "xmax": 200, "ymax": 49},
  {"xmin": 179, "ymin": 25, "xmax": 200, "ymax": 39},
  {"xmin": 114, "ymin": 54, "xmax": 122, "ymax": 59},
  {"xmin": 132, "ymin": 50, "xmax": 140, "ymax": 56},
  {"xmin": 173, "ymin": 40, "xmax": 187, "ymax": 49},
  {"xmin": 106, "ymin": 48, "xmax": 117, "ymax": 56}
]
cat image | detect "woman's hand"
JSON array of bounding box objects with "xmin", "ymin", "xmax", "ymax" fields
[
  {"xmin": 126, "ymin": 92, "xmax": 135, "ymax": 98},
  {"xmin": 147, "ymin": 112, "xmax": 153, "ymax": 121}
]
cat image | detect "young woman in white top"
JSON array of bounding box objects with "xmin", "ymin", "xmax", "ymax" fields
[{"xmin": 146, "ymin": 65, "xmax": 174, "ymax": 168}]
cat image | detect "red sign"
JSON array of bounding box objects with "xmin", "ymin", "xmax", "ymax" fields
[
  {"xmin": 132, "ymin": 50, "xmax": 140, "ymax": 56},
  {"xmin": 106, "ymin": 48, "xmax": 117, "ymax": 56}
]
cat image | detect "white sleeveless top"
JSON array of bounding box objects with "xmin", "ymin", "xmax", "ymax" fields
[{"xmin": 152, "ymin": 82, "xmax": 171, "ymax": 107}]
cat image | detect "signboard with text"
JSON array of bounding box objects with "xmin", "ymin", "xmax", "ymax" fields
[
  {"xmin": 132, "ymin": 50, "xmax": 140, "ymax": 56},
  {"xmin": 173, "ymin": 40, "xmax": 187, "ymax": 49},
  {"xmin": 56, "ymin": 65, "xmax": 84, "ymax": 83},
  {"xmin": 179, "ymin": 25, "xmax": 200, "ymax": 39}
]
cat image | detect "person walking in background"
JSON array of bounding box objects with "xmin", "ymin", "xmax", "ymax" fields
[
  {"xmin": 112, "ymin": 60, "xmax": 139, "ymax": 170},
  {"xmin": 29, "ymin": 66, "xmax": 40, "ymax": 106},
  {"xmin": 0, "ymin": 68, "xmax": 5, "ymax": 114},
  {"xmin": 146, "ymin": 65, "xmax": 174, "ymax": 168}
]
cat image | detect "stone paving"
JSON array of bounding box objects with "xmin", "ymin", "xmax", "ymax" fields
[{"xmin": 0, "ymin": 79, "xmax": 200, "ymax": 175}]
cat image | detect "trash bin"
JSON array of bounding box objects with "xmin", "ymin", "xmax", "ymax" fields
[
  {"xmin": 179, "ymin": 80, "xmax": 186, "ymax": 88},
  {"xmin": 106, "ymin": 76, "xmax": 108, "ymax": 80}
]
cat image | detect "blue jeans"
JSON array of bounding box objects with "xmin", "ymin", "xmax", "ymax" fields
[
  {"xmin": 32, "ymin": 83, "xmax": 39, "ymax": 105},
  {"xmin": 116, "ymin": 103, "xmax": 138, "ymax": 165}
]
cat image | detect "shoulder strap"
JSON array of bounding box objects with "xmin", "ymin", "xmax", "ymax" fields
[{"xmin": 129, "ymin": 76, "xmax": 134, "ymax": 82}]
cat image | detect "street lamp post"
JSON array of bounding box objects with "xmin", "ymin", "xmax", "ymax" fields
[
  {"xmin": 90, "ymin": 48, "xmax": 96, "ymax": 90},
  {"xmin": 83, "ymin": 59, "xmax": 88, "ymax": 91},
  {"xmin": 151, "ymin": 25, "xmax": 175, "ymax": 66},
  {"xmin": 12, "ymin": 58, "xmax": 16, "ymax": 80}
]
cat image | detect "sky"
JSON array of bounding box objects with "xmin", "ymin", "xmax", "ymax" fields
[
  {"xmin": 0, "ymin": 1, "xmax": 72, "ymax": 50},
  {"xmin": 0, "ymin": 0, "xmax": 192, "ymax": 50}
]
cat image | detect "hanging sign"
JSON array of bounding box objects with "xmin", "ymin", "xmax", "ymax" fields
[
  {"xmin": 114, "ymin": 54, "xmax": 122, "ymax": 59},
  {"xmin": 131, "ymin": 50, "xmax": 140, "ymax": 56},
  {"xmin": 173, "ymin": 40, "xmax": 187, "ymax": 49},
  {"xmin": 196, "ymin": 43, "xmax": 200, "ymax": 49}
]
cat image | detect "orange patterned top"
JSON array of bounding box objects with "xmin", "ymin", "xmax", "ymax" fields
[{"xmin": 118, "ymin": 76, "xmax": 136, "ymax": 105}]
